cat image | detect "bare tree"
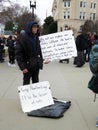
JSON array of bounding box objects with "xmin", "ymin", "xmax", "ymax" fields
[
  {"xmin": 0, "ymin": 4, "xmax": 21, "ymax": 23},
  {"xmin": 0, "ymin": 0, "xmax": 41, "ymax": 33}
]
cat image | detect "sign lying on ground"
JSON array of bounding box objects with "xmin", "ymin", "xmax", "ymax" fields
[
  {"xmin": 39, "ymin": 30, "xmax": 77, "ymax": 61},
  {"xmin": 18, "ymin": 81, "xmax": 54, "ymax": 113}
]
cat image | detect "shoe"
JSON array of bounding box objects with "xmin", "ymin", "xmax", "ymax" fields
[
  {"xmin": 1, "ymin": 59, "xmax": 4, "ymax": 61},
  {"xmin": 59, "ymin": 60, "xmax": 63, "ymax": 63},
  {"xmin": 8, "ymin": 62, "xmax": 11, "ymax": 66},
  {"xmin": 11, "ymin": 64, "xmax": 16, "ymax": 67},
  {"xmin": 66, "ymin": 59, "xmax": 69, "ymax": 63},
  {"xmin": 75, "ymin": 65, "xmax": 83, "ymax": 67},
  {"xmin": 75, "ymin": 63, "xmax": 85, "ymax": 67}
]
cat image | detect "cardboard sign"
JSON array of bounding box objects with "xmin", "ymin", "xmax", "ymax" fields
[
  {"xmin": 18, "ymin": 81, "xmax": 54, "ymax": 113},
  {"xmin": 39, "ymin": 30, "xmax": 77, "ymax": 61}
]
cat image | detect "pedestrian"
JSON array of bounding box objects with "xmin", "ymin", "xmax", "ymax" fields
[
  {"xmin": 6, "ymin": 35, "xmax": 16, "ymax": 67},
  {"xmin": 84, "ymin": 32, "xmax": 92, "ymax": 62},
  {"xmin": 87, "ymin": 36, "xmax": 98, "ymax": 126},
  {"xmin": 94, "ymin": 34, "xmax": 98, "ymax": 45},
  {"xmin": 73, "ymin": 29, "xmax": 87, "ymax": 67},
  {"xmin": 59, "ymin": 27, "xmax": 69, "ymax": 64},
  {"xmin": 91, "ymin": 33, "xmax": 95, "ymax": 46},
  {"xmin": 0, "ymin": 35, "xmax": 5, "ymax": 63},
  {"xmin": 15, "ymin": 20, "xmax": 49, "ymax": 85}
]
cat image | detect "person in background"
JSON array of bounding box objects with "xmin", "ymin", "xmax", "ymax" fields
[
  {"xmin": 94, "ymin": 34, "xmax": 98, "ymax": 45},
  {"xmin": 84, "ymin": 32, "xmax": 92, "ymax": 62},
  {"xmin": 91, "ymin": 33, "xmax": 95, "ymax": 46},
  {"xmin": 6, "ymin": 35, "xmax": 16, "ymax": 67},
  {"xmin": 73, "ymin": 29, "xmax": 86, "ymax": 67},
  {"xmin": 0, "ymin": 35, "xmax": 5, "ymax": 63},
  {"xmin": 59, "ymin": 26, "xmax": 70, "ymax": 64},
  {"xmin": 15, "ymin": 20, "xmax": 49, "ymax": 85}
]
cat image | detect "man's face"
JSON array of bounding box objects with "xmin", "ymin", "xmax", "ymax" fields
[{"xmin": 31, "ymin": 25, "xmax": 38, "ymax": 34}]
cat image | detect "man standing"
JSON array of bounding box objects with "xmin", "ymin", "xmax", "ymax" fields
[
  {"xmin": 6, "ymin": 35, "xmax": 16, "ymax": 66},
  {"xmin": 0, "ymin": 35, "xmax": 5, "ymax": 63},
  {"xmin": 73, "ymin": 30, "xmax": 88, "ymax": 67},
  {"xmin": 15, "ymin": 21, "xmax": 48, "ymax": 85}
]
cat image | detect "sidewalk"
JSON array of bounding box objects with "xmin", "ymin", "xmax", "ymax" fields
[{"xmin": 0, "ymin": 58, "xmax": 98, "ymax": 130}]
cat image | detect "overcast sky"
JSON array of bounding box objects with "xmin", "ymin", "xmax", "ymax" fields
[{"xmin": 15, "ymin": 0, "xmax": 54, "ymax": 24}]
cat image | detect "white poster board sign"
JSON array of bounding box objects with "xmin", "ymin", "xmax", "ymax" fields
[
  {"xmin": 39, "ymin": 30, "xmax": 77, "ymax": 61},
  {"xmin": 18, "ymin": 81, "xmax": 54, "ymax": 113}
]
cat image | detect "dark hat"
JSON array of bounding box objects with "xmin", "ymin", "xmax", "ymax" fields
[
  {"xmin": 32, "ymin": 22, "xmax": 38, "ymax": 27},
  {"xmin": 9, "ymin": 35, "xmax": 12, "ymax": 39}
]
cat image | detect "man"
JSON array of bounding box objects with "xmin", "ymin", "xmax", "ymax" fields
[
  {"xmin": 0, "ymin": 35, "xmax": 5, "ymax": 63},
  {"xmin": 6, "ymin": 35, "xmax": 16, "ymax": 66},
  {"xmin": 15, "ymin": 21, "xmax": 48, "ymax": 85},
  {"xmin": 73, "ymin": 29, "xmax": 88, "ymax": 67}
]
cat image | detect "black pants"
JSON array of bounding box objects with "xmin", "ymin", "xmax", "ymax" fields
[
  {"xmin": 84, "ymin": 48, "xmax": 91, "ymax": 62},
  {"xmin": 23, "ymin": 69, "xmax": 39, "ymax": 85},
  {"xmin": 8, "ymin": 51, "xmax": 15, "ymax": 64},
  {"xmin": 0, "ymin": 49, "xmax": 4, "ymax": 61}
]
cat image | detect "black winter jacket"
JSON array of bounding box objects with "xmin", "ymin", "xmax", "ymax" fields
[
  {"xmin": 76, "ymin": 34, "xmax": 91, "ymax": 51},
  {"xmin": 15, "ymin": 33, "xmax": 43, "ymax": 71},
  {"xmin": 15, "ymin": 20, "xmax": 43, "ymax": 71}
]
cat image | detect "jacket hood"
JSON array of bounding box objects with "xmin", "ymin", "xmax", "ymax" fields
[{"xmin": 25, "ymin": 21, "xmax": 38, "ymax": 35}]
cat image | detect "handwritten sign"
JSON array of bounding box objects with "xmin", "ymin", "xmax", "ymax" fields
[
  {"xmin": 39, "ymin": 30, "xmax": 77, "ymax": 61},
  {"xmin": 18, "ymin": 81, "xmax": 54, "ymax": 113}
]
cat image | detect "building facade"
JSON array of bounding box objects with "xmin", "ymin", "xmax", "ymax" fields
[{"xmin": 52, "ymin": 0, "xmax": 98, "ymax": 32}]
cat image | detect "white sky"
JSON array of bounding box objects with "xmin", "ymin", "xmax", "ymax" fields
[{"xmin": 15, "ymin": 0, "xmax": 54, "ymax": 24}]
